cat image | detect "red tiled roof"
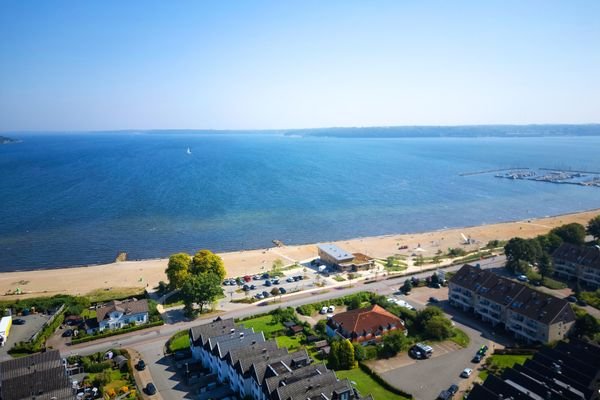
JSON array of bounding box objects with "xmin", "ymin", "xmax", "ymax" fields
[{"xmin": 330, "ymin": 304, "xmax": 405, "ymax": 337}]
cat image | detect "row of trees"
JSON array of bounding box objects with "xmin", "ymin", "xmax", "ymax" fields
[
  {"xmin": 165, "ymin": 250, "xmax": 226, "ymax": 316},
  {"xmin": 504, "ymin": 217, "xmax": 599, "ymax": 276}
]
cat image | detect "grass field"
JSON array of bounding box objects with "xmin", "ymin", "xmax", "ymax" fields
[
  {"xmin": 478, "ymin": 354, "xmax": 533, "ymax": 381},
  {"xmin": 449, "ymin": 328, "xmax": 470, "ymax": 347},
  {"xmin": 275, "ymin": 335, "xmax": 303, "ymax": 350},
  {"xmin": 241, "ymin": 315, "xmax": 285, "ymax": 337},
  {"xmin": 168, "ymin": 330, "xmax": 190, "ymax": 353},
  {"xmin": 85, "ymin": 287, "xmax": 145, "ymax": 303},
  {"xmin": 335, "ymin": 367, "xmax": 409, "ymax": 400}
]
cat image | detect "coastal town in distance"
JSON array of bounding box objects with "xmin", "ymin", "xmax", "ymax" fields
[{"xmin": 2, "ymin": 2, "xmax": 600, "ymax": 400}]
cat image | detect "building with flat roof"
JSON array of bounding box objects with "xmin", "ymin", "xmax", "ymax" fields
[
  {"xmin": 317, "ymin": 244, "xmax": 374, "ymax": 272},
  {"xmin": 0, "ymin": 350, "xmax": 72, "ymax": 400},
  {"xmin": 449, "ymin": 264, "xmax": 575, "ymax": 343},
  {"xmin": 326, "ymin": 304, "xmax": 407, "ymax": 344}
]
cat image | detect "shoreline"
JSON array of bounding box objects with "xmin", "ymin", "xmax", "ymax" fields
[{"xmin": 0, "ymin": 208, "xmax": 598, "ymax": 300}]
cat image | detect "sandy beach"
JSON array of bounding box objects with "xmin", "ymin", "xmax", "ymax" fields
[{"xmin": 1, "ymin": 209, "xmax": 598, "ymax": 300}]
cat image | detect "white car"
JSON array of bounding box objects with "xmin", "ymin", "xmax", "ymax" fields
[
  {"xmin": 328, "ymin": 305, "xmax": 335, "ymax": 313},
  {"xmin": 461, "ymin": 368, "xmax": 473, "ymax": 378},
  {"xmin": 320, "ymin": 306, "xmax": 328, "ymax": 314}
]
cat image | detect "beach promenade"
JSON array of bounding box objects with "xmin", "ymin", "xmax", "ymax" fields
[{"xmin": 0, "ymin": 209, "xmax": 598, "ymax": 299}]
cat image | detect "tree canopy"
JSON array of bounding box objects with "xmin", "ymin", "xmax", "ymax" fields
[
  {"xmin": 328, "ymin": 339, "xmax": 356, "ymax": 370},
  {"xmin": 537, "ymin": 253, "xmax": 554, "ymax": 279},
  {"xmin": 550, "ymin": 223, "xmax": 586, "ymax": 245},
  {"xmin": 587, "ymin": 215, "xmax": 600, "ymax": 241},
  {"xmin": 504, "ymin": 237, "xmax": 542, "ymax": 273},
  {"xmin": 181, "ymin": 272, "xmax": 223, "ymax": 314},
  {"xmin": 191, "ymin": 249, "xmax": 226, "ymax": 280},
  {"xmin": 166, "ymin": 252, "xmax": 192, "ymax": 289},
  {"xmin": 381, "ymin": 330, "xmax": 410, "ymax": 357}
]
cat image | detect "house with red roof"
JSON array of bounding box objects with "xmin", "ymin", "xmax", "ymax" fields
[{"xmin": 326, "ymin": 304, "xmax": 406, "ymax": 344}]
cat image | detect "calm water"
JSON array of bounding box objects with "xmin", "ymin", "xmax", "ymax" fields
[{"xmin": 1, "ymin": 133, "xmax": 599, "ymax": 271}]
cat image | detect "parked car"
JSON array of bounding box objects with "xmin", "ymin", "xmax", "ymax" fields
[
  {"xmin": 320, "ymin": 306, "xmax": 328, "ymax": 314},
  {"xmin": 145, "ymin": 383, "xmax": 157, "ymax": 395},
  {"xmin": 295, "ymin": 275, "xmax": 304, "ymax": 280},
  {"xmin": 250, "ymin": 284, "xmax": 256, "ymax": 290},
  {"xmin": 472, "ymin": 354, "xmax": 482, "ymax": 363},
  {"xmin": 242, "ymin": 285, "xmax": 250, "ymax": 291},
  {"xmin": 477, "ymin": 345, "xmax": 489, "ymax": 355},
  {"xmin": 253, "ymin": 275, "xmax": 261, "ymax": 280},
  {"xmin": 437, "ymin": 390, "xmax": 453, "ymax": 400},
  {"xmin": 62, "ymin": 329, "xmax": 73, "ymax": 337},
  {"xmin": 448, "ymin": 384, "xmax": 459, "ymax": 395},
  {"xmin": 279, "ymin": 287, "xmax": 287, "ymax": 294},
  {"xmin": 12, "ymin": 319, "xmax": 26, "ymax": 325},
  {"xmin": 286, "ymin": 277, "xmax": 294, "ymax": 283},
  {"xmin": 255, "ymin": 293, "xmax": 264, "ymax": 299},
  {"xmin": 461, "ymin": 368, "xmax": 473, "ymax": 378},
  {"xmin": 261, "ymin": 273, "xmax": 270, "ymax": 279},
  {"xmin": 265, "ymin": 280, "xmax": 272, "ymax": 287},
  {"xmin": 517, "ymin": 275, "xmax": 528, "ymax": 282},
  {"xmin": 328, "ymin": 305, "xmax": 335, "ymax": 313},
  {"xmin": 136, "ymin": 360, "xmax": 146, "ymax": 371},
  {"xmin": 262, "ymin": 291, "xmax": 270, "ymax": 298},
  {"xmin": 243, "ymin": 275, "xmax": 252, "ymax": 282},
  {"xmin": 223, "ymin": 280, "xmax": 230, "ymax": 285},
  {"xmin": 271, "ymin": 278, "xmax": 280, "ymax": 284},
  {"xmin": 531, "ymin": 280, "xmax": 542, "ymax": 286},
  {"xmin": 431, "ymin": 282, "xmax": 441, "ymax": 289},
  {"xmin": 577, "ymin": 299, "xmax": 588, "ymax": 307},
  {"xmin": 429, "ymin": 297, "xmax": 440, "ymax": 303}
]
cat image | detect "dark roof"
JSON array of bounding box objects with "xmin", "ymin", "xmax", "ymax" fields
[
  {"xmin": 236, "ymin": 347, "xmax": 289, "ymax": 376},
  {"xmin": 250, "ymin": 349, "xmax": 310, "ymax": 385},
  {"xmin": 215, "ymin": 331, "xmax": 266, "ymax": 359},
  {"xmin": 329, "ymin": 304, "xmax": 405, "ymax": 337},
  {"xmin": 450, "ymin": 264, "xmax": 575, "ymax": 325},
  {"xmin": 553, "ymin": 243, "xmax": 600, "ymax": 269},
  {"xmin": 0, "ymin": 350, "xmax": 72, "ymax": 400},
  {"xmin": 189, "ymin": 318, "xmax": 235, "ymax": 346},
  {"xmin": 96, "ymin": 298, "xmax": 149, "ymax": 322},
  {"xmin": 275, "ymin": 369, "xmax": 337, "ymax": 400},
  {"xmin": 264, "ymin": 364, "xmax": 329, "ymax": 398},
  {"xmin": 226, "ymin": 340, "xmax": 280, "ymax": 366},
  {"xmin": 207, "ymin": 328, "xmax": 255, "ymax": 353}
]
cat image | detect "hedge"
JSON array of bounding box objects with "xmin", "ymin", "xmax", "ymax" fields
[
  {"xmin": 358, "ymin": 362, "xmax": 413, "ymax": 399},
  {"xmin": 71, "ymin": 320, "xmax": 164, "ymax": 345}
]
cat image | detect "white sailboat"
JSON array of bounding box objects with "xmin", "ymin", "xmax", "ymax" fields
[{"xmin": 186, "ymin": 147, "xmax": 192, "ymax": 155}]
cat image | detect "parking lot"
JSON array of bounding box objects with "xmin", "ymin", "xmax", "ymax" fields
[{"xmin": 0, "ymin": 313, "xmax": 51, "ymax": 360}]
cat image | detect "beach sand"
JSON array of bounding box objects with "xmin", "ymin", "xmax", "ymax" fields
[{"xmin": 1, "ymin": 209, "xmax": 598, "ymax": 300}]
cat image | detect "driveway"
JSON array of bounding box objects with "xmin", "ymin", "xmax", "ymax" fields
[{"xmin": 0, "ymin": 313, "xmax": 50, "ymax": 360}]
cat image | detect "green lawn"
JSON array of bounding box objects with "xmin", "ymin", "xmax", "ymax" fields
[
  {"xmin": 479, "ymin": 354, "xmax": 533, "ymax": 381},
  {"xmin": 241, "ymin": 315, "xmax": 285, "ymax": 337},
  {"xmin": 168, "ymin": 330, "xmax": 191, "ymax": 353},
  {"xmin": 449, "ymin": 328, "xmax": 470, "ymax": 347},
  {"xmin": 335, "ymin": 368, "xmax": 409, "ymax": 400},
  {"xmin": 275, "ymin": 335, "xmax": 303, "ymax": 350},
  {"xmin": 85, "ymin": 287, "xmax": 145, "ymax": 303}
]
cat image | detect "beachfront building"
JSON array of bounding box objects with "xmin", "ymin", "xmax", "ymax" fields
[
  {"xmin": 552, "ymin": 243, "xmax": 600, "ymax": 289},
  {"xmin": 449, "ymin": 264, "xmax": 575, "ymax": 343},
  {"xmin": 0, "ymin": 350, "xmax": 73, "ymax": 400},
  {"xmin": 326, "ymin": 304, "xmax": 407, "ymax": 344},
  {"xmin": 317, "ymin": 243, "xmax": 374, "ymax": 272},
  {"xmin": 95, "ymin": 298, "xmax": 149, "ymax": 332},
  {"xmin": 189, "ymin": 317, "xmax": 373, "ymax": 400}
]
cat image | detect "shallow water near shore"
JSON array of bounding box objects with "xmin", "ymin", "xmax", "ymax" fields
[{"xmin": 1, "ymin": 133, "xmax": 599, "ymax": 271}]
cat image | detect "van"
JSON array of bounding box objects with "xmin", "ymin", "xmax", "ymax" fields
[{"xmin": 411, "ymin": 343, "xmax": 433, "ymax": 359}]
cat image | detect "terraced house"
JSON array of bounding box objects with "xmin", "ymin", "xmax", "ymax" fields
[
  {"xmin": 189, "ymin": 317, "xmax": 373, "ymax": 400},
  {"xmin": 553, "ymin": 243, "xmax": 600, "ymax": 289},
  {"xmin": 449, "ymin": 265, "xmax": 575, "ymax": 343}
]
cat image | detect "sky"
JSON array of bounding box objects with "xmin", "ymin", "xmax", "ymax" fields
[{"xmin": 1, "ymin": 1, "xmax": 599, "ymax": 131}]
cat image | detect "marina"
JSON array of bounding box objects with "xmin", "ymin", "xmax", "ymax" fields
[{"xmin": 493, "ymin": 168, "xmax": 600, "ymax": 187}]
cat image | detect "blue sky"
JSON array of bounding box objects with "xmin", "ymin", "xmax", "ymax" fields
[{"xmin": 1, "ymin": 1, "xmax": 599, "ymax": 131}]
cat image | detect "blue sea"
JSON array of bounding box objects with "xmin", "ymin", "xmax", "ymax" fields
[{"xmin": 1, "ymin": 133, "xmax": 599, "ymax": 271}]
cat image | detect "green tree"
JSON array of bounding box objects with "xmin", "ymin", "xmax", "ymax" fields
[
  {"xmin": 574, "ymin": 312, "xmax": 600, "ymax": 338},
  {"xmin": 191, "ymin": 250, "xmax": 226, "ymax": 280},
  {"xmin": 424, "ymin": 316, "xmax": 453, "ymax": 340},
  {"xmin": 328, "ymin": 340, "xmax": 340, "ymax": 369},
  {"xmin": 414, "ymin": 306, "xmax": 444, "ymax": 331},
  {"xmin": 401, "ymin": 279, "xmax": 412, "ymax": 294},
  {"xmin": 270, "ymin": 287, "xmax": 280, "ymax": 297},
  {"xmin": 538, "ymin": 253, "xmax": 554, "ymax": 280},
  {"xmin": 381, "ymin": 330, "xmax": 410, "ymax": 357},
  {"xmin": 166, "ymin": 253, "xmax": 192, "ymax": 289},
  {"xmin": 272, "ymin": 258, "xmax": 284, "ymax": 273},
  {"xmin": 550, "ymin": 223, "xmax": 586, "ymax": 245},
  {"xmin": 536, "ymin": 233, "xmax": 563, "ymax": 254},
  {"xmin": 336, "ymin": 339, "xmax": 356, "ymax": 369},
  {"xmin": 587, "ymin": 215, "xmax": 600, "ymax": 241},
  {"xmin": 504, "ymin": 237, "xmax": 542, "ymax": 273},
  {"xmin": 354, "ymin": 343, "xmax": 366, "ymax": 361},
  {"xmin": 315, "ymin": 319, "xmax": 328, "ymax": 336},
  {"xmin": 181, "ymin": 272, "xmax": 223, "ymax": 314},
  {"xmin": 347, "ymin": 296, "xmax": 362, "ymax": 310}
]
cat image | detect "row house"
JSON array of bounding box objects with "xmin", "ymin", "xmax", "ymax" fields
[
  {"xmin": 449, "ymin": 265, "xmax": 576, "ymax": 343},
  {"xmin": 553, "ymin": 243, "xmax": 600, "ymax": 289},
  {"xmin": 189, "ymin": 316, "xmax": 373, "ymax": 400}
]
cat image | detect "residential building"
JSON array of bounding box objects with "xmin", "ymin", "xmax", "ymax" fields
[
  {"xmin": 95, "ymin": 298, "xmax": 149, "ymax": 332},
  {"xmin": 189, "ymin": 317, "xmax": 373, "ymax": 400},
  {"xmin": 326, "ymin": 304, "xmax": 406, "ymax": 344},
  {"xmin": 553, "ymin": 243, "xmax": 600, "ymax": 289},
  {"xmin": 0, "ymin": 350, "xmax": 73, "ymax": 400},
  {"xmin": 317, "ymin": 244, "xmax": 374, "ymax": 272},
  {"xmin": 469, "ymin": 339, "xmax": 600, "ymax": 400},
  {"xmin": 449, "ymin": 264, "xmax": 576, "ymax": 343}
]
